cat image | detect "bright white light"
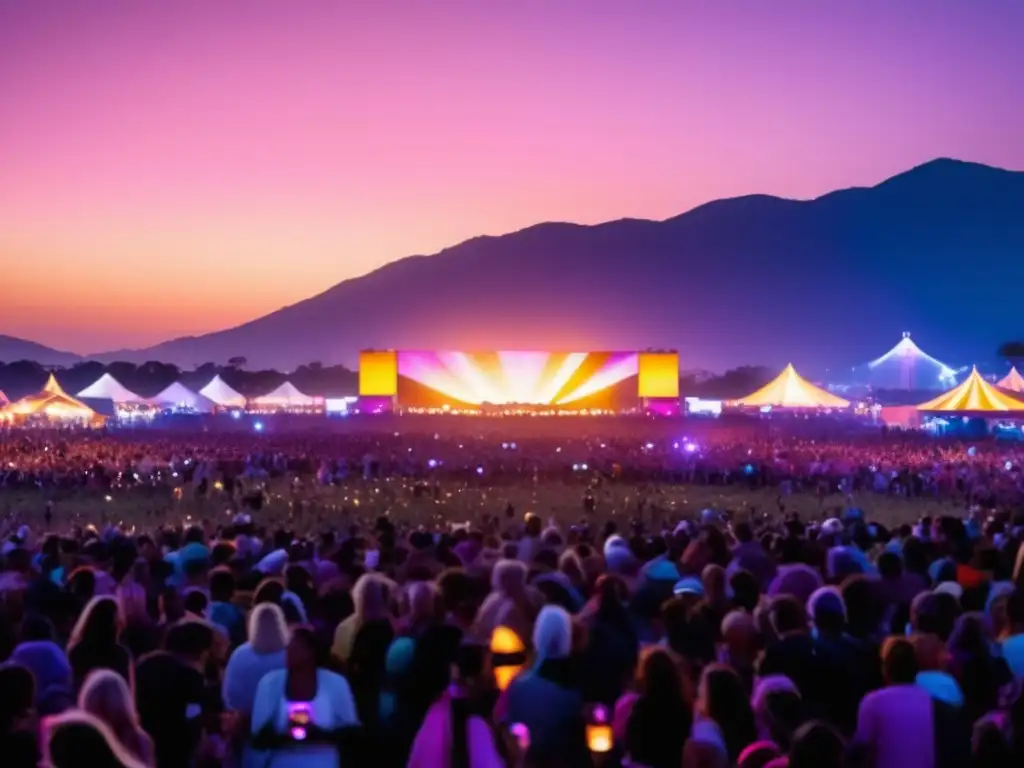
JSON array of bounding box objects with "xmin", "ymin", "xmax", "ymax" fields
[
  {"xmin": 867, "ymin": 333, "xmax": 958, "ymax": 383},
  {"xmin": 254, "ymin": 421, "xmax": 264, "ymax": 432}
]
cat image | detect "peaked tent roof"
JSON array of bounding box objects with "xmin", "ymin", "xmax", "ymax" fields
[
  {"xmin": 917, "ymin": 367, "xmax": 1024, "ymax": 412},
  {"xmin": 998, "ymin": 367, "xmax": 1024, "ymax": 393},
  {"xmin": 732, "ymin": 364, "xmax": 851, "ymax": 409},
  {"xmin": 0, "ymin": 390, "xmax": 8, "ymax": 405},
  {"xmin": 147, "ymin": 382, "xmax": 216, "ymax": 412},
  {"xmin": 251, "ymin": 381, "xmax": 318, "ymax": 407},
  {"xmin": 199, "ymin": 375, "xmax": 246, "ymax": 407},
  {"xmin": 77, "ymin": 373, "xmax": 145, "ymax": 403},
  {"xmin": 5, "ymin": 375, "xmax": 95, "ymax": 419},
  {"xmin": 866, "ymin": 333, "xmax": 958, "ymax": 387},
  {"xmin": 43, "ymin": 373, "xmax": 68, "ymax": 396}
]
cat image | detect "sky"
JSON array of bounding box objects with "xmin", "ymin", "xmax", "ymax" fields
[{"xmin": 2, "ymin": 0, "xmax": 1023, "ymax": 354}]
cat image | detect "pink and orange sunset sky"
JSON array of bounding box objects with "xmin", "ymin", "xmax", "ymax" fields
[{"xmin": 2, "ymin": 0, "xmax": 1023, "ymax": 354}]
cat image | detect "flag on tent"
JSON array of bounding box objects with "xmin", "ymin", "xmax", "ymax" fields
[
  {"xmin": 917, "ymin": 367, "xmax": 1024, "ymax": 413},
  {"xmin": 731, "ymin": 364, "xmax": 850, "ymax": 409}
]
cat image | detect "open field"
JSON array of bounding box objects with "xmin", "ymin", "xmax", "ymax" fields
[{"xmin": 0, "ymin": 476, "xmax": 969, "ymax": 537}]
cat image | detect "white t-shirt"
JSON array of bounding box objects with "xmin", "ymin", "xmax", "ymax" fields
[{"xmin": 249, "ymin": 669, "xmax": 359, "ymax": 768}]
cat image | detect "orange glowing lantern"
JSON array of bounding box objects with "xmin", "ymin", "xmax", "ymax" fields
[
  {"xmin": 585, "ymin": 704, "xmax": 613, "ymax": 753},
  {"xmin": 490, "ymin": 625, "xmax": 526, "ymax": 691}
]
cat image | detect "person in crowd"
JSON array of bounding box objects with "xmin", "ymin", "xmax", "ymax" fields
[
  {"xmin": 43, "ymin": 710, "xmax": 149, "ymax": 768},
  {"xmin": 79, "ymin": 669, "xmax": 156, "ymax": 767},
  {"xmin": 947, "ymin": 612, "xmax": 1011, "ymax": 722},
  {"xmin": 691, "ymin": 663, "xmax": 757, "ymax": 765},
  {"xmin": 972, "ymin": 677, "xmax": 1024, "ymax": 765},
  {"xmin": 718, "ymin": 609, "xmax": 760, "ymax": 693},
  {"xmin": 580, "ymin": 574, "xmax": 638, "ymax": 707},
  {"xmin": 209, "ymin": 568, "xmax": 247, "ymax": 648},
  {"xmin": 1001, "ymin": 589, "xmax": 1024, "ymax": 677},
  {"xmin": 473, "ymin": 560, "xmax": 534, "ymax": 647},
  {"xmin": 623, "ymin": 647, "xmax": 692, "ymax": 768},
  {"xmin": 502, "ymin": 604, "xmax": 589, "ymax": 766},
  {"xmin": 250, "ymin": 625, "xmax": 360, "ymax": 768},
  {"xmin": 67, "ymin": 596, "xmax": 133, "ymax": 692},
  {"xmin": 808, "ymin": 585, "xmax": 880, "ymax": 734},
  {"xmin": 8, "ymin": 624, "xmax": 75, "ymax": 715},
  {"xmin": 757, "ymin": 597, "xmax": 827, "ymax": 714},
  {"xmin": 408, "ymin": 642, "xmax": 504, "ymax": 768},
  {"xmin": 737, "ymin": 741, "xmax": 783, "ymax": 768},
  {"xmin": 0, "ymin": 664, "xmax": 41, "ymax": 768},
  {"xmin": 331, "ymin": 574, "xmax": 392, "ymax": 665},
  {"xmin": 786, "ymin": 720, "xmax": 847, "ymax": 768},
  {"xmin": 135, "ymin": 619, "xmax": 215, "ymax": 768},
  {"xmin": 117, "ymin": 580, "xmax": 161, "ymax": 661},
  {"xmin": 855, "ymin": 636, "xmax": 936, "ymax": 768},
  {"xmin": 752, "ymin": 676, "xmax": 804, "ymax": 752},
  {"xmin": 223, "ymin": 603, "xmax": 290, "ymax": 716}
]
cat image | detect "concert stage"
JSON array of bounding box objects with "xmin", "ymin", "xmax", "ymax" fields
[{"xmin": 357, "ymin": 350, "xmax": 679, "ymax": 415}]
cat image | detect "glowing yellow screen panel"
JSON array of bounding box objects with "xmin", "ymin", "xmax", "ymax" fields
[
  {"xmin": 359, "ymin": 350, "xmax": 398, "ymax": 397},
  {"xmin": 638, "ymin": 352, "xmax": 679, "ymax": 398}
]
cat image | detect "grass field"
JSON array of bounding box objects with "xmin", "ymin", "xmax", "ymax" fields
[{"xmin": 1, "ymin": 477, "xmax": 966, "ymax": 536}]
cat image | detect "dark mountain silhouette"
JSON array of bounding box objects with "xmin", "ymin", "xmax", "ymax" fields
[
  {"xmin": 89, "ymin": 158, "xmax": 1024, "ymax": 372},
  {"xmin": 0, "ymin": 335, "xmax": 82, "ymax": 366}
]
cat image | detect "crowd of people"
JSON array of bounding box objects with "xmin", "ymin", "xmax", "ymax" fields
[
  {"xmin": 1, "ymin": 420, "xmax": 1024, "ymax": 767},
  {"xmin": 1, "ymin": 419, "xmax": 1022, "ymax": 501}
]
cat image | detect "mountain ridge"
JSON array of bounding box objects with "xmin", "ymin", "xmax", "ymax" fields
[
  {"xmin": 0, "ymin": 335, "xmax": 82, "ymax": 367},
  {"xmin": 7, "ymin": 157, "xmax": 1024, "ymax": 373}
]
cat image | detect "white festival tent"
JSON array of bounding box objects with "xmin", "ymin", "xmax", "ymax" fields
[
  {"xmin": 998, "ymin": 367, "xmax": 1024, "ymax": 393},
  {"xmin": 250, "ymin": 381, "xmax": 319, "ymax": 408},
  {"xmin": 199, "ymin": 375, "xmax": 247, "ymax": 408},
  {"xmin": 146, "ymin": 382, "xmax": 217, "ymax": 413},
  {"xmin": 76, "ymin": 373, "xmax": 147, "ymax": 404}
]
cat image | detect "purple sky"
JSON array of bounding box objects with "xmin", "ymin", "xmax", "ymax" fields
[{"xmin": 2, "ymin": 0, "xmax": 1022, "ymax": 353}]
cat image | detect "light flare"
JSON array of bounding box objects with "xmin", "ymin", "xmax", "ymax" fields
[{"xmin": 556, "ymin": 353, "xmax": 639, "ymax": 405}]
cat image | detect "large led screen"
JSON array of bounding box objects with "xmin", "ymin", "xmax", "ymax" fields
[
  {"xmin": 397, "ymin": 351, "xmax": 640, "ymax": 410},
  {"xmin": 359, "ymin": 350, "xmax": 398, "ymax": 397},
  {"xmin": 638, "ymin": 352, "xmax": 680, "ymax": 399}
]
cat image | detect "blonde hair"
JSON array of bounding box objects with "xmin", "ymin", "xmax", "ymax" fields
[
  {"xmin": 248, "ymin": 602, "xmax": 290, "ymax": 655},
  {"xmin": 69, "ymin": 596, "xmax": 121, "ymax": 649},
  {"xmin": 406, "ymin": 581, "xmax": 438, "ymax": 622},
  {"xmin": 43, "ymin": 709, "xmax": 149, "ymax": 768},
  {"xmin": 491, "ymin": 559, "xmax": 527, "ymax": 595},
  {"xmin": 116, "ymin": 582, "xmax": 148, "ymax": 622},
  {"xmin": 79, "ymin": 670, "xmax": 153, "ymax": 766},
  {"xmin": 352, "ymin": 573, "xmax": 393, "ymax": 622}
]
